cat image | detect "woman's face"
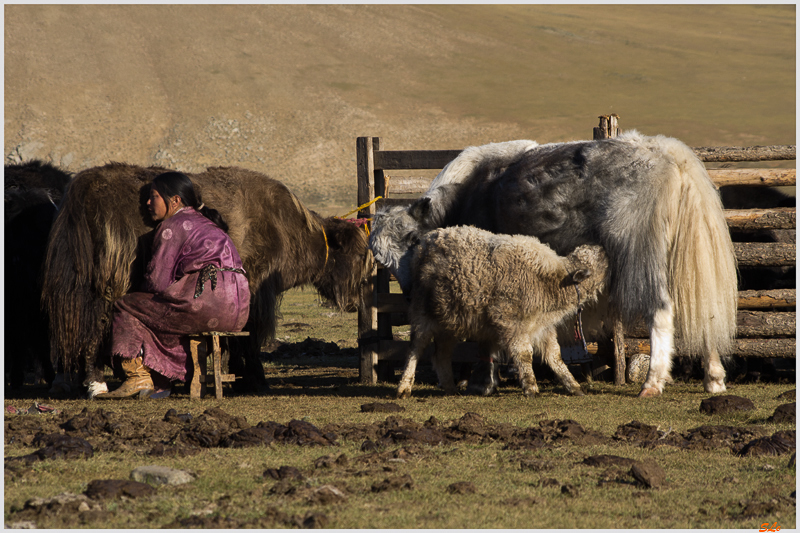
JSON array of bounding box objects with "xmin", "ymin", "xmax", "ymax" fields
[{"xmin": 148, "ymin": 188, "xmax": 182, "ymax": 222}]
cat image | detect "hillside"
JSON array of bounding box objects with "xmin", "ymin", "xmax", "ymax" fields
[{"xmin": 4, "ymin": 4, "xmax": 795, "ymax": 214}]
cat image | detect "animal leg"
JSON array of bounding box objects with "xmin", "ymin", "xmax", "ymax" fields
[
  {"xmin": 640, "ymin": 302, "xmax": 675, "ymax": 397},
  {"xmin": 397, "ymin": 328, "xmax": 433, "ymax": 399},
  {"xmin": 430, "ymin": 335, "xmax": 459, "ymax": 395},
  {"xmin": 465, "ymin": 343, "xmax": 501, "ymax": 396},
  {"xmin": 508, "ymin": 339, "xmax": 538, "ymax": 397},
  {"xmin": 540, "ymin": 328, "xmax": 583, "ymax": 396},
  {"xmin": 702, "ymin": 342, "xmax": 727, "ymax": 394}
]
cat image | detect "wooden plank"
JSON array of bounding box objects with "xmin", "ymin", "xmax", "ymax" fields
[
  {"xmin": 377, "ymin": 339, "xmax": 479, "ymax": 362},
  {"xmin": 626, "ymin": 311, "xmax": 795, "ymax": 338},
  {"xmin": 736, "ymin": 311, "xmax": 796, "ymax": 338},
  {"xmin": 738, "ymin": 289, "xmax": 795, "ymax": 309},
  {"xmin": 709, "ymin": 168, "xmax": 796, "ymax": 187},
  {"xmin": 376, "ymin": 197, "xmax": 416, "ymax": 209},
  {"xmin": 190, "ymin": 331, "xmax": 250, "ymax": 337},
  {"xmin": 734, "ymin": 242, "xmax": 796, "ymax": 266},
  {"xmin": 385, "ymin": 176, "xmax": 434, "ymax": 195},
  {"xmin": 377, "ymin": 292, "xmax": 410, "ymax": 313},
  {"xmin": 376, "ymin": 146, "xmax": 795, "ymax": 170},
  {"xmin": 625, "ymin": 337, "xmax": 796, "ymax": 358},
  {"xmin": 725, "ymin": 208, "xmax": 796, "ymax": 230},
  {"xmin": 380, "ymin": 288, "xmax": 797, "ymax": 319},
  {"xmin": 382, "ymin": 170, "xmax": 796, "ymax": 196},
  {"xmin": 374, "ymin": 149, "xmax": 462, "ymax": 170},
  {"xmin": 695, "ymin": 145, "xmax": 796, "ymax": 162}
]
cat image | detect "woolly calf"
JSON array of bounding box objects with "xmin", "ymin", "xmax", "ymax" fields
[{"xmin": 397, "ymin": 226, "xmax": 608, "ymax": 399}]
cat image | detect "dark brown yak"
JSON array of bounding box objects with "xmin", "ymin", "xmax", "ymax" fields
[{"xmin": 42, "ymin": 163, "xmax": 372, "ymax": 395}]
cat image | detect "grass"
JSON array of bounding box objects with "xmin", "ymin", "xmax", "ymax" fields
[{"xmin": 4, "ymin": 287, "xmax": 796, "ymax": 529}]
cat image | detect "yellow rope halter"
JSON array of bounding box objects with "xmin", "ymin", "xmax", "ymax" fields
[
  {"xmin": 321, "ymin": 225, "xmax": 329, "ymax": 269},
  {"xmin": 336, "ymin": 196, "xmax": 383, "ymax": 220}
]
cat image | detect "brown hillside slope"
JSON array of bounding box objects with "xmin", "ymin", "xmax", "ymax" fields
[{"xmin": 4, "ymin": 5, "xmax": 795, "ymax": 213}]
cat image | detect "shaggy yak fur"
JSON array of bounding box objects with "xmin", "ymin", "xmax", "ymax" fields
[
  {"xmin": 5, "ymin": 161, "xmax": 72, "ymax": 391},
  {"xmin": 42, "ymin": 163, "xmax": 372, "ymax": 395},
  {"xmin": 398, "ymin": 226, "xmax": 608, "ymax": 399},
  {"xmin": 370, "ymin": 131, "xmax": 738, "ymax": 397}
]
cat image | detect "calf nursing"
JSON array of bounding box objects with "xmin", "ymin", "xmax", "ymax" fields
[{"xmin": 397, "ymin": 226, "xmax": 608, "ymax": 399}]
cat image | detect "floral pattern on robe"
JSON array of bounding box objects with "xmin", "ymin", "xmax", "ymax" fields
[{"xmin": 111, "ymin": 207, "xmax": 250, "ymax": 381}]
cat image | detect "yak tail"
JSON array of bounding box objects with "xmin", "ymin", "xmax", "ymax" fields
[
  {"xmin": 41, "ymin": 177, "xmax": 138, "ymax": 374},
  {"xmin": 657, "ymin": 134, "xmax": 738, "ymax": 357}
]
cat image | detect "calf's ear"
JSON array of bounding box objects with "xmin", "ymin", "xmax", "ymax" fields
[
  {"xmin": 409, "ymin": 197, "xmax": 432, "ymax": 221},
  {"xmin": 569, "ymin": 268, "xmax": 591, "ymax": 284}
]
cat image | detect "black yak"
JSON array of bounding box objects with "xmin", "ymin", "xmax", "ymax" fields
[
  {"xmin": 5, "ymin": 160, "xmax": 72, "ymax": 391},
  {"xmin": 41, "ymin": 163, "xmax": 372, "ymax": 397}
]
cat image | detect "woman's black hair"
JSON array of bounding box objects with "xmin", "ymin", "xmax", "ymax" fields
[{"xmin": 151, "ymin": 171, "xmax": 229, "ymax": 232}]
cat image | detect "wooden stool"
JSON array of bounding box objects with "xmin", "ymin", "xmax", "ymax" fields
[{"xmin": 187, "ymin": 331, "xmax": 249, "ymax": 399}]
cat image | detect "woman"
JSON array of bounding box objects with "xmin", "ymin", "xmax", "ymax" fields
[{"xmin": 96, "ymin": 172, "xmax": 250, "ymax": 399}]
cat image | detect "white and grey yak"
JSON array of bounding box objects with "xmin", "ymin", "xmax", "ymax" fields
[
  {"xmin": 370, "ymin": 131, "xmax": 738, "ymax": 397},
  {"xmin": 397, "ymin": 226, "xmax": 608, "ymax": 399}
]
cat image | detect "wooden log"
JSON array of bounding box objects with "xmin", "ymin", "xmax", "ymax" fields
[
  {"xmin": 374, "ymin": 150, "xmax": 462, "ymax": 170},
  {"xmin": 377, "ymin": 292, "xmax": 410, "ymax": 314},
  {"xmin": 376, "ymin": 197, "xmax": 416, "ymax": 210},
  {"xmin": 357, "ymin": 137, "xmax": 380, "ymax": 384},
  {"xmin": 738, "ymin": 289, "xmax": 795, "ymax": 309},
  {"xmin": 695, "ymin": 145, "xmax": 796, "ymax": 162},
  {"xmin": 375, "ymin": 339, "xmax": 600, "ymax": 363},
  {"xmin": 382, "ymin": 170, "xmax": 799, "ymax": 198},
  {"xmin": 736, "ymin": 311, "xmax": 796, "ymax": 338},
  {"xmin": 593, "ymin": 114, "xmax": 620, "ymax": 140},
  {"xmin": 626, "ymin": 311, "xmax": 795, "ymax": 338},
  {"xmin": 384, "ymin": 176, "xmax": 434, "ymax": 195},
  {"xmin": 734, "ymin": 242, "xmax": 796, "ymax": 266},
  {"xmin": 725, "ymin": 208, "xmax": 796, "ymax": 230},
  {"xmin": 380, "ymin": 288, "xmax": 797, "ymax": 323},
  {"xmin": 709, "ymin": 168, "xmax": 796, "ymax": 187},
  {"xmin": 624, "ymin": 337, "xmax": 796, "ymax": 358}
]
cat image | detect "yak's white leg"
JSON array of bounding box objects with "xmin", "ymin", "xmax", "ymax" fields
[
  {"xmin": 541, "ymin": 328, "xmax": 583, "ymax": 396},
  {"xmin": 508, "ymin": 338, "xmax": 538, "ymax": 397},
  {"xmin": 87, "ymin": 381, "xmax": 109, "ymax": 399},
  {"xmin": 703, "ymin": 342, "xmax": 727, "ymax": 394},
  {"xmin": 640, "ymin": 301, "xmax": 675, "ymax": 397},
  {"xmin": 397, "ymin": 328, "xmax": 433, "ymax": 399},
  {"xmin": 430, "ymin": 335, "xmax": 458, "ymax": 395}
]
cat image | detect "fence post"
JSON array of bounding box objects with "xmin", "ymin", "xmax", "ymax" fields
[
  {"xmin": 594, "ymin": 114, "xmax": 620, "ymax": 140},
  {"xmin": 356, "ymin": 137, "xmax": 380, "ymax": 383},
  {"xmin": 592, "ymin": 115, "xmax": 627, "ymax": 386}
]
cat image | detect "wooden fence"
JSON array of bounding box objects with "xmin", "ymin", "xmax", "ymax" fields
[{"xmin": 356, "ymin": 117, "xmax": 796, "ymax": 384}]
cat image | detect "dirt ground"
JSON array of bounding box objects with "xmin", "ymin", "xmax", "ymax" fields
[{"xmin": 4, "ymin": 379, "xmax": 796, "ymax": 528}]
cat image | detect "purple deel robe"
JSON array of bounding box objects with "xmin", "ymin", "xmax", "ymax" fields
[{"xmin": 111, "ymin": 207, "xmax": 250, "ymax": 381}]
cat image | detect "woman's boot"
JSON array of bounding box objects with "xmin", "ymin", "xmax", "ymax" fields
[{"xmin": 95, "ymin": 357, "xmax": 154, "ymax": 399}]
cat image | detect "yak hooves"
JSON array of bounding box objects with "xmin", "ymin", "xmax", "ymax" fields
[
  {"xmin": 638, "ymin": 387, "xmax": 662, "ymax": 398},
  {"xmin": 465, "ymin": 383, "xmax": 497, "ymax": 396}
]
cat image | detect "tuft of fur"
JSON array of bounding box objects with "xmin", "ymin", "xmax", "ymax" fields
[
  {"xmin": 41, "ymin": 163, "xmax": 373, "ymax": 391},
  {"xmin": 397, "ymin": 226, "xmax": 608, "ymax": 398}
]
